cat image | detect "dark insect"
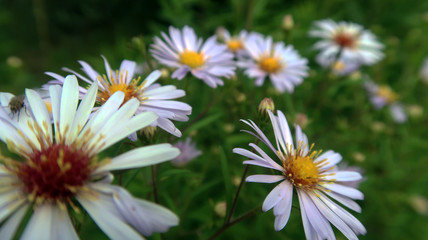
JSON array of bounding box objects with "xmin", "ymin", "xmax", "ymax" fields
[{"xmin": 8, "ymin": 95, "xmax": 26, "ymax": 119}]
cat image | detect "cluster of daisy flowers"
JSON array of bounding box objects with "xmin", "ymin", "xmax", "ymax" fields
[{"xmin": 0, "ymin": 15, "xmax": 410, "ymax": 240}]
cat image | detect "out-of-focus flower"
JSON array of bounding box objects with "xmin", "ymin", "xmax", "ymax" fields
[
  {"xmin": 224, "ymin": 123, "xmax": 235, "ymax": 133},
  {"xmin": 239, "ymin": 35, "xmax": 308, "ymax": 93},
  {"xmin": 371, "ymin": 121, "xmax": 386, "ymax": 133},
  {"xmin": 282, "ymin": 14, "xmax": 294, "ymax": 31},
  {"xmin": 172, "ymin": 137, "xmax": 202, "ymax": 167},
  {"xmin": 44, "ymin": 56, "xmax": 192, "ymax": 137},
  {"xmin": 150, "ymin": 26, "xmax": 236, "ymax": 88},
  {"xmin": 140, "ymin": 125, "xmax": 158, "ymax": 140},
  {"xmin": 232, "ymin": 176, "xmax": 241, "ymax": 187},
  {"xmin": 310, "ymin": 19, "xmax": 384, "ymax": 66},
  {"xmin": 352, "ymin": 152, "xmax": 366, "ymax": 163},
  {"xmin": 407, "ymin": 104, "xmax": 423, "ymax": 118},
  {"xmin": 364, "ymin": 81, "xmax": 407, "ymax": 123},
  {"xmin": 0, "ymin": 75, "xmax": 180, "ymax": 239},
  {"xmin": 234, "ymin": 110, "xmax": 366, "ymax": 238},
  {"xmin": 258, "ymin": 97, "xmax": 275, "ymax": 117},
  {"xmin": 409, "ymin": 195, "xmax": 428, "ymax": 216},
  {"xmin": 419, "ymin": 58, "xmax": 428, "ymax": 84},
  {"xmin": 316, "ymin": 55, "xmax": 360, "ymax": 76},
  {"xmin": 217, "ymin": 28, "xmax": 261, "ymax": 56},
  {"xmin": 294, "ymin": 113, "xmax": 309, "ymax": 129},
  {"xmin": 214, "ymin": 201, "xmax": 227, "ymax": 218},
  {"xmin": 6, "ymin": 56, "xmax": 23, "ymax": 68}
]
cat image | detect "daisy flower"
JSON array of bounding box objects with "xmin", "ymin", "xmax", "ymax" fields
[
  {"xmin": 233, "ymin": 110, "xmax": 366, "ymax": 239},
  {"xmin": 150, "ymin": 26, "xmax": 236, "ymax": 88},
  {"xmin": 315, "ymin": 55, "xmax": 360, "ymax": 76},
  {"xmin": 44, "ymin": 56, "xmax": 192, "ymax": 137},
  {"xmin": 0, "ymin": 75, "xmax": 180, "ymax": 239},
  {"xmin": 216, "ymin": 28, "xmax": 261, "ymax": 56},
  {"xmin": 364, "ymin": 80, "xmax": 407, "ymax": 123},
  {"xmin": 239, "ymin": 35, "xmax": 308, "ymax": 93},
  {"xmin": 309, "ymin": 19, "xmax": 384, "ymax": 65},
  {"xmin": 171, "ymin": 137, "xmax": 202, "ymax": 167}
]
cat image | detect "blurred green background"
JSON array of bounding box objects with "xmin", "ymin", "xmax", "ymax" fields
[{"xmin": 1, "ymin": 0, "xmax": 428, "ymax": 239}]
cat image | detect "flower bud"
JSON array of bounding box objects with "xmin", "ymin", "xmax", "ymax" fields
[
  {"xmin": 214, "ymin": 201, "xmax": 227, "ymax": 218},
  {"xmin": 216, "ymin": 26, "xmax": 227, "ymax": 42},
  {"xmin": 6, "ymin": 56, "xmax": 23, "ymax": 68},
  {"xmin": 294, "ymin": 113, "xmax": 309, "ymax": 129},
  {"xmin": 282, "ymin": 14, "xmax": 294, "ymax": 31},
  {"xmin": 139, "ymin": 126, "xmax": 157, "ymax": 139},
  {"xmin": 160, "ymin": 68, "xmax": 170, "ymax": 79},
  {"xmin": 258, "ymin": 98, "xmax": 275, "ymax": 117},
  {"xmin": 409, "ymin": 195, "xmax": 428, "ymax": 216}
]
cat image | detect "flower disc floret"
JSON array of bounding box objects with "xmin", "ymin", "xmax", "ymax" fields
[
  {"xmin": 16, "ymin": 144, "xmax": 94, "ymax": 202},
  {"xmin": 179, "ymin": 50, "xmax": 205, "ymax": 69}
]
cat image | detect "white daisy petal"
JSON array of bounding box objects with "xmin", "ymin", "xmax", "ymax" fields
[
  {"xmin": 262, "ymin": 180, "xmax": 290, "ymax": 212},
  {"xmin": 0, "ymin": 204, "xmax": 29, "ymax": 240},
  {"xmin": 77, "ymin": 193, "xmax": 144, "ymax": 240},
  {"xmin": 95, "ymin": 144, "xmax": 179, "ymax": 173},
  {"xmin": 246, "ymin": 175, "xmax": 285, "ymax": 183},
  {"xmin": 59, "ymin": 75, "xmax": 79, "ymax": 142}
]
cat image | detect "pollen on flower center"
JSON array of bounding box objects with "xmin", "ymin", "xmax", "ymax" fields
[
  {"xmin": 259, "ymin": 57, "xmax": 282, "ymax": 73},
  {"xmin": 16, "ymin": 144, "xmax": 93, "ymax": 202},
  {"xmin": 281, "ymin": 143, "xmax": 325, "ymax": 189},
  {"xmin": 333, "ymin": 33, "xmax": 356, "ymax": 48},
  {"xmin": 227, "ymin": 39, "xmax": 243, "ymax": 52},
  {"xmin": 97, "ymin": 73, "xmax": 145, "ymax": 105},
  {"xmin": 377, "ymin": 85, "xmax": 398, "ymax": 103},
  {"xmin": 179, "ymin": 50, "xmax": 205, "ymax": 69}
]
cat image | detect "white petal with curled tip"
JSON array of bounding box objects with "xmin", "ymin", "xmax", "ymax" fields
[
  {"xmin": 100, "ymin": 111, "xmax": 158, "ymax": 151},
  {"xmin": 77, "ymin": 193, "xmax": 145, "ymax": 240},
  {"xmin": 262, "ymin": 181, "xmax": 290, "ymax": 212},
  {"xmin": 0, "ymin": 204, "xmax": 29, "ymax": 240},
  {"xmin": 246, "ymin": 175, "xmax": 284, "ymax": 183},
  {"xmin": 112, "ymin": 187, "xmax": 179, "ymax": 236},
  {"xmin": 95, "ymin": 143, "xmax": 179, "ymax": 173},
  {"xmin": 25, "ymin": 89, "xmax": 52, "ymax": 142},
  {"xmin": 69, "ymin": 83, "xmax": 98, "ymax": 140},
  {"xmin": 59, "ymin": 75, "xmax": 79, "ymax": 142}
]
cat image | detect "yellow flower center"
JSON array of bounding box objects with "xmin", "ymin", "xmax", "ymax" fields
[
  {"xmin": 259, "ymin": 57, "xmax": 282, "ymax": 73},
  {"xmin": 377, "ymin": 85, "xmax": 398, "ymax": 103},
  {"xmin": 332, "ymin": 61, "xmax": 346, "ymax": 71},
  {"xmin": 96, "ymin": 71, "xmax": 146, "ymax": 105},
  {"xmin": 227, "ymin": 39, "xmax": 243, "ymax": 52},
  {"xmin": 179, "ymin": 50, "xmax": 205, "ymax": 69},
  {"xmin": 280, "ymin": 142, "xmax": 329, "ymax": 190}
]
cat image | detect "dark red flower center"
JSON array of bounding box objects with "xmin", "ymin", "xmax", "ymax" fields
[
  {"xmin": 17, "ymin": 144, "xmax": 92, "ymax": 201},
  {"xmin": 334, "ymin": 33, "xmax": 356, "ymax": 48}
]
